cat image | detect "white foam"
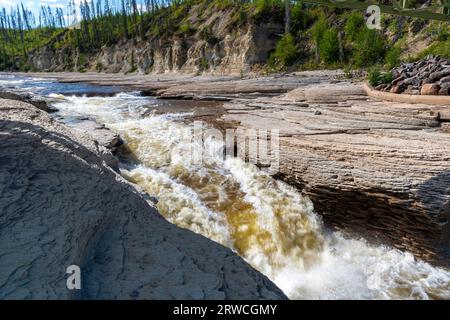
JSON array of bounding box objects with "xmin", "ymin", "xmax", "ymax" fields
[{"xmin": 121, "ymin": 165, "xmax": 233, "ymax": 248}]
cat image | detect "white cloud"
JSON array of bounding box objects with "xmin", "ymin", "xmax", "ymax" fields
[
  {"xmin": 38, "ymin": 1, "xmax": 65, "ymax": 9},
  {"xmin": 0, "ymin": 0, "xmax": 14, "ymax": 7},
  {"xmin": 38, "ymin": 0, "xmax": 59, "ymax": 5}
]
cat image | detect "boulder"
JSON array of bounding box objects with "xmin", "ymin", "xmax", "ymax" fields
[
  {"xmin": 439, "ymin": 83, "xmax": 450, "ymax": 96},
  {"xmin": 403, "ymin": 85, "xmax": 420, "ymax": 95},
  {"xmin": 390, "ymin": 85, "xmax": 404, "ymax": 94},
  {"xmin": 440, "ymin": 75, "xmax": 450, "ymax": 84},
  {"xmin": 428, "ymin": 70, "xmax": 450, "ymax": 83},
  {"xmin": 0, "ymin": 90, "xmax": 57, "ymax": 113},
  {"xmin": 421, "ymin": 83, "xmax": 441, "ymax": 95},
  {"xmin": 375, "ymin": 84, "xmax": 387, "ymax": 91}
]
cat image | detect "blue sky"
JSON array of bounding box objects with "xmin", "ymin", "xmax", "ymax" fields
[
  {"xmin": 0, "ymin": 0, "xmax": 151, "ymax": 18},
  {"xmin": 0, "ymin": 1, "xmax": 81, "ymax": 26},
  {"xmin": 0, "ymin": 1, "xmax": 70, "ymax": 12},
  {"xmin": 0, "ymin": 0, "xmax": 152, "ymax": 25}
]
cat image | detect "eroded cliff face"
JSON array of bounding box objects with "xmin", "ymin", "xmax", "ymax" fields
[{"xmin": 27, "ymin": 7, "xmax": 283, "ymax": 75}]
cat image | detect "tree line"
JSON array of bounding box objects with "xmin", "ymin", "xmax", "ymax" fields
[
  {"xmin": 0, "ymin": 0, "xmax": 292, "ymax": 51},
  {"xmin": 0, "ymin": 0, "xmax": 317, "ymax": 72}
]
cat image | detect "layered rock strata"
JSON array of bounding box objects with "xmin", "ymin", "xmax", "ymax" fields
[{"xmin": 221, "ymin": 83, "xmax": 450, "ymax": 264}]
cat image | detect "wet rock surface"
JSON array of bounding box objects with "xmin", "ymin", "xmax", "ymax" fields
[
  {"xmin": 0, "ymin": 99, "xmax": 287, "ymax": 300},
  {"xmin": 19, "ymin": 70, "xmax": 343, "ymax": 100},
  {"xmin": 0, "ymin": 89, "xmax": 57, "ymax": 112}
]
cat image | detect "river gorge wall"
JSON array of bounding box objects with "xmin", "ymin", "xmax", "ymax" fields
[
  {"xmin": 0, "ymin": 98, "xmax": 287, "ymax": 299},
  {"xmin": 27, "ymin": 8, "xmax": 283, "ymax": 75}
]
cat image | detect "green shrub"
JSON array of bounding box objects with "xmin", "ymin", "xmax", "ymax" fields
[
  {"xmin": 254, "ymin": 0, "xmax": 283, "ymax": 15},
  {"xmin": 290, "ymin": 3, "xmax": 311, "ymax": 34},
  {"xmin": 252, "ymin": 0, "xmax": 284, "ymax": 24},
  {"xmin": 311, "ymin": 14, "xmax": 328, "ymax": 47},
  {"xmin": 95, "ymin": 61, "xmax": 104, "ymax": 72},
  {"xmin": 380, "ymin": 71, "xmax": 394, "ymax": 84},
  {"xmin": 319, "ymin": 28, "xmax": 340, "ymax": 64},
  {"xmin": 344, "ymin": 65, "xmax": 353, "ymax": 79},
  {"xmin": 353, "ymin": 28, "xmax": 386, "ymax": 67},
  {"xmin": 412, "ymin": 39, "xmax": 450, "ymax": 60},
  {"xmin": 179, "ymin": 22, "xmax": 194, "ymax": 35},
  {"xmin": 437, "ymin": 25, "xmax": 449, "ymax": 41},
  {"xmin": 368, "ymin": 67, "xmax": 393, "ymax": 87},
  {"xmin": 269, "ymin": 33, "xmax": 298, "ymax": 69},
  {"xmin": 170, "ymin": 4, "xmax": 186, "ymax": 21},
  {"xmin": 18, "ymin": 61, "xmax": 32, "ymax": 72},
  {"xmin": 231, "ymin": 9, "xmax": 247, "ymax": 28},
  {"xmin": 214, "ymin": 0, "xmax": 236, "ymax": 10},
  {"xmin": 368, "ymin": 67, "xmax": 381, "ymax": 86},
  {"xmin": 200, "ymin": 27, "xmax": 213, "ymax": 40},
  {"xmin": 385, "ymin": 46, "xmax": 402, "ymax": 69},
  {"xmin": 151, "ymin": 25, "xmax": 161, "ymax": 36},
  {"xmin": 128, "ymin": 52, "xmax": 137, "ymax": 73},
  {"xmin": 77, "ymin": 53, "xmax": 88, "ymax": 67},
  {"xmin": 344, "ymin": 11, "xmax": 364, "ymax": 42},
  {"xmin": 199, "ymin": 57, "xmax": 209, "ymax": 71}
]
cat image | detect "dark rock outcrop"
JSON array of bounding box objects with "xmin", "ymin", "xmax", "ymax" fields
[
  {"xmin": 0, "ymin": 90, "xmax": 57, "ymax": 112},
  {"xmin": 0, "ymin": 99, "xmax": 287, "ymax": 300},
  {"xmin": 379, "ymin": 56, "xmax": 450, "ymax": 96}
]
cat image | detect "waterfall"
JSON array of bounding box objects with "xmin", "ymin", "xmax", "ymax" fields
[{"xmin": 49, "ymin": 92, "xmax": 450, "ymax": 300}]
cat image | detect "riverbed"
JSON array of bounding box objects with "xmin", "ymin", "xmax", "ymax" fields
[{"xmin": 1, "ymin": 74, "xmax": 449, "ymax": 300}]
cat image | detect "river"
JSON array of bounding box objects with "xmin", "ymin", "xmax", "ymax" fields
[{"xmin": 1, "ymin": 74, "xmax": 449, "ymax": 300}]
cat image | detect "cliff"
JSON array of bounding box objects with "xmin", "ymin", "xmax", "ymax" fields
[
  {"xmin": 9, "ymin": 1, "xmax": 449, "ymax": 75},
  {"xmin": 27, "ymin": 3, "xmax": 283, "ymax": 75},
  {"xmin": 0, "ymin": 98, "xmax": 287, "ymax": 299}
]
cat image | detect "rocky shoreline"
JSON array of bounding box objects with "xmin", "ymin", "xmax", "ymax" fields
[
  {"xmin": 376, "ymin": 56, "xmax": 450, "ymax": 96},
  {"xmin": 0, "ymin": 97, "xmax": 287, "ymax": 299},
  {"xmin": 0, "ymin": 89, "xmax": 58, "ymax": 113},
  {"xmin": 2, "ymin": 71, "xmax": 449, "ymax": 266}
]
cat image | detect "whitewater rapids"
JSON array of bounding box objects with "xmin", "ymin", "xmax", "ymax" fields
[{"xmin": 51, "ymin": 92, "xmax": 450, "ymax": 300}]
